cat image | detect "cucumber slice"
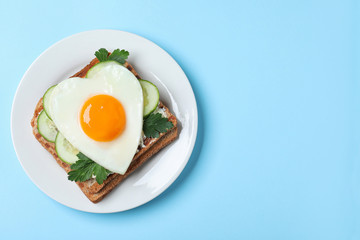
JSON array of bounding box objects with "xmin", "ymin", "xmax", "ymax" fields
[
  {"xmin": 55, "ymin": 132, "xmax": 79, "ymax": 164},
  {"xmin": 139, "ymin": 79, "xmax": 159, "ymax": 117},
  {"xmin": 86, "ymin": 61, "xmax": 121, "ymax": 78},
  {"xmin": 37, "ymin": 110, "xmax": 58, "ymax": 142},
  {"xmin": 43, "ymin": 85, "xmax": 56, "ymax": 120}
]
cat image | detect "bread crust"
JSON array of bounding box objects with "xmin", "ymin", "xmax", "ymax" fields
[{"xmin": 30, "ymin": 58, "xmax": 178, "ymax": 203}]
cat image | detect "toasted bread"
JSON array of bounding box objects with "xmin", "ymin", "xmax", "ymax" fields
[{"xmin": 31, "ymin": 58, "xmax": 178, "ymax": 203}]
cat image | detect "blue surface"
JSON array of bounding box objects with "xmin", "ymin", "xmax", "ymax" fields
[{"xmin": 1, "ymin": 0, "xmax": 359, "ymax": 239}]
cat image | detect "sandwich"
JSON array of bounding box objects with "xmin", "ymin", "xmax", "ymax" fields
[{"xmin": 30, "ymin": 48, "xmax": 178, "ymax": 203}]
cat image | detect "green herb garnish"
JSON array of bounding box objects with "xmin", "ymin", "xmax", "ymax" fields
[
  {"xmin": 94, "ymin": 48, "xmax": 129, "ymax": 64},
  {"xmin": 143, "ymin": 113, "xmax": 174, "ymax": 138},
  {"xmin": 68, "ymin": 153, "xmax": 111, "ymax": 184}
]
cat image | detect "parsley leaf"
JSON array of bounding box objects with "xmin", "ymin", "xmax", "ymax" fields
[
  {"xmin": 108, "ymin": 49, "xmax": 129, "ymax": 64},
  {"xmin": 94, "ymin": 48, "xmax": 109, "ymax": 62},
  {"xmin": 143, "ymin": 113, "xmax": 174, "ymax": 138},
  {"xmin": 68, "ymin": 153, "xmax": 110, "ymax": 184},
  {"xmin": 93, "ymin": 164, "xmax": 110, "ymax": 185},
  {"xmin": 94, "ymin": 48, "xmax": 129, "ymax": 65}
]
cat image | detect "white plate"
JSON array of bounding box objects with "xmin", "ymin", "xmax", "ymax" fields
[{"xmin": 11, "ymin": 30, "xmax": 198, "ymax": 213}]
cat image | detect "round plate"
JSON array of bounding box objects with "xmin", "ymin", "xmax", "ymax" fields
[{"xmin": 11, "ymin": 30, "xmax": 198, "ymax": 213}]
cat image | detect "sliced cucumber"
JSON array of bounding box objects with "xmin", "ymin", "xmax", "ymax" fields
[
  {"xmin": 55, "ymin": 132, "xmax": 79, "ymax": 164},
  {"xmin": 43, "ymin": 85, "xmax": 56, "ymax": 120},
  {"xmin": 139, "ymin": 79, "xmax": 159, "ymax": 117},
  {"xmin": 86, "ymin": 61, "xmax": 121, "ymax": 78},
  {"xmin": 37, "ymin": 110, "xmax": 58, "ymax": 142}
]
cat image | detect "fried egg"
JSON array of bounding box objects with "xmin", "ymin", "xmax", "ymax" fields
[{"xmin": 48, "ymin": 61, "xmax": 143, "ymax": 174}]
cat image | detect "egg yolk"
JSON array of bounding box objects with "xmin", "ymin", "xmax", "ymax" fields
[{"xmin": 80, "ymin": 94, "xmax": 126, "ymax": 142}]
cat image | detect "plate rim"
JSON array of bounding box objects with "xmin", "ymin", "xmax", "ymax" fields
[{"xmin": 11, "ymin": 29, "xmax": 198, "ymax": 213}]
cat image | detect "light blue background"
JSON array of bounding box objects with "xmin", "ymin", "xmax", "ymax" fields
[{"xmin": 1, "ymin": 0, "xmax": 359, "ymax": 239}]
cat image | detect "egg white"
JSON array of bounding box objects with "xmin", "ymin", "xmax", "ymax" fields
[{"xmin": 49, "ymin": 62, "xmax": 143, "ymax": 174}]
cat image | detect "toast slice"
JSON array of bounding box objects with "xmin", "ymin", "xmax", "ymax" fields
[{"xmin": 31, "ymin": 58, "xmax": 178, "ymax": 203}]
